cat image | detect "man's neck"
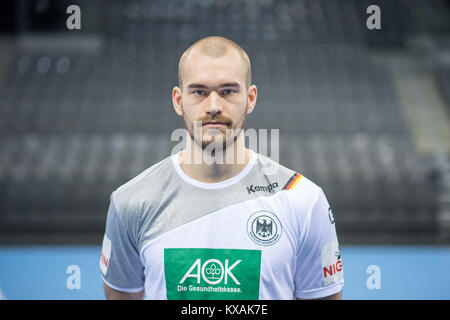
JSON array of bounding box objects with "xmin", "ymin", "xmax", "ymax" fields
[{"xmin": 179, "ymin": 140, "xmax": 252, "ymax": 184}]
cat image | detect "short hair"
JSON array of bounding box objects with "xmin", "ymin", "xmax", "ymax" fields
[{"xmin": 178, "ymin": 36, "xmax": 252, "ymax": 89}]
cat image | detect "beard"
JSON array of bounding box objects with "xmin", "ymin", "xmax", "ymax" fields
[{"xmin": 182, "ymin": 103, "xmax": 247, "ymax": 151}]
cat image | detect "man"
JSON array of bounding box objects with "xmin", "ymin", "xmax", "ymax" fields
[{"xmin": 100, "ymin": 36, "xmax": 344, "ymax": 300}]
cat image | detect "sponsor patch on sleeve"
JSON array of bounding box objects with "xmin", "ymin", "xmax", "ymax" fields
[
  {"xmin": 100, "ymin": 234, "xmax": 112, "ymax": 276},
  {"xmin": 321, "ymin": 239, "xmax": 343, "ymax": 285}
]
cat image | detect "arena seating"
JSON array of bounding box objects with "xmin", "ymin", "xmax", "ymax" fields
[{"xmin": 0, "ymin": 0, "xmax": 448, "ymax": 244}]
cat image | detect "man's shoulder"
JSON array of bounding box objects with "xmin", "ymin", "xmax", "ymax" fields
[
  {"xmin": 110, "ymin": 154, "xmax": 176, "ymax": 214},
  {"xmin": 252, "ymin": 153, "xmax": 326, "ymax": 223},
  {"xmin": 254, "ymin": 153, "xmax": 322, "ymax": 195}
]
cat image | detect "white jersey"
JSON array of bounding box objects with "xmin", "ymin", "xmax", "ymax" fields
[{"xmin": 100, "ymin": 150, "xmax": 344, "ymax": 299}]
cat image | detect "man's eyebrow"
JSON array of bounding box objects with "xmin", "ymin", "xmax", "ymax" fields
[
  {"xmin": 186, "ymin": 82, "xmax": 241, "ymax": 89},
  {"xmin": 187, "ymin": 83, "xmax": 209, "ymax": 89},
  {"xmin": 219, "ymin": 82, "xmax": 241, "ymax": 88}
]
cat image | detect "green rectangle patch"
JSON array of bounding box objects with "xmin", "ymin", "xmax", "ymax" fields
[{"xmin": 164, "ymin": 248, "xmax": 261, "ymax": 300}]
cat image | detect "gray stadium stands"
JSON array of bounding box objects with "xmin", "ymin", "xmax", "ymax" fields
[{"xmin": 0, "ymin": 0, "xmax": 449, "ymax": 244}]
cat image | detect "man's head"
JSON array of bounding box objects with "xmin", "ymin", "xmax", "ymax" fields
[
  {"xmin": 172, "ymin": 36, "xmax": 257, "ymax": 151},
  {"xmin": 178, "ymin": 36, "xmax": 252, "ymax": 89}
]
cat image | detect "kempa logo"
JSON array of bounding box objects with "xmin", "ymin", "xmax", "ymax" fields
[
  {"xmin": 180, "ymin": 258, "xmax": 241, "ymax": 285},
  {"xmin": 246, "ymin": 182, "xmax": 278, "ymax": 194}
]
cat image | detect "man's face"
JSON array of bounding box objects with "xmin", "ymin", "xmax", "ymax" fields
[{"xmin": 176, "ymin": 49, "xmax": 252, "ymax": 150}]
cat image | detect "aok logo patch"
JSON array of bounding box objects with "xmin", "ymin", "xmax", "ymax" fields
[{"xmin": 164, "ymin": 248, "xmax": 261, "ymax": 300}]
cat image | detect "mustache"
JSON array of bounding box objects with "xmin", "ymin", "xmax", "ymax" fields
[{"xmin": 197, "ymin": 115, "xmax": 232, "ymax": 126}]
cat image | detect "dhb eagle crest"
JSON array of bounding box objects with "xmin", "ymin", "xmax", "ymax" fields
[
  {"xmin": 256, "ymin": 218, "xmax": 273, "ymax": 238},
  {"xmin": 247, "ymin": 211, "xmax": 282, "ymax": 246}
]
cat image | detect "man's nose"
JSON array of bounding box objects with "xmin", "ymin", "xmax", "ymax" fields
[{"xmin": 206, "ymin": 91, "xmax": 223, "ymax": 115}]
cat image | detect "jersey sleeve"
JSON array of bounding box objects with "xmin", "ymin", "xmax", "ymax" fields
[
  {"xmin": 99, "ymin": 194, "xmax": 145, "ymax": 292},
  {"xmin": 294, "ymin": 187, "xmax": 344, "ymax": 299}
]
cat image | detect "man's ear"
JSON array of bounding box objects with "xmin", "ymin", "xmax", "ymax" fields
[
  {"xmin": 172, "ymin": 86, "xmax": 183, "ymax": 116},
  {"xmin": 246, "ymin": 85, "xmax": 257, "ymax": 114}
]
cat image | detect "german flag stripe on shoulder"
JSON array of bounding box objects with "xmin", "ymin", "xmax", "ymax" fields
[{"xmin": 282, "ymin": 173, "xmax": 303, "ymax": 190}]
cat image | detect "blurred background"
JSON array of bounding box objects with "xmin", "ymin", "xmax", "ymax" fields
[{"xmin": 0, "ymin": 0, "xmax": 449, "ymax": 299}]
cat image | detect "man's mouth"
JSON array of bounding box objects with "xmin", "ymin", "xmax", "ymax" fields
[{"xmin": 202, "ymin": 121, "xmax": 228, "ymax": 127}]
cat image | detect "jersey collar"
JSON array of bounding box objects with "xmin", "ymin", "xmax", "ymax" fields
[{"xmin": 171, "ymin": 149, "xmax": 257, "ymax": 190}]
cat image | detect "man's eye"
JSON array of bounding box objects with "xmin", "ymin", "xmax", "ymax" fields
[
  {"xmin": 222, "ymin": 89, "xmax": 235, "ymax": 95},
  {"xmin": 193, "ymin": 90, "xmax": 206, "ymax": 96}
]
